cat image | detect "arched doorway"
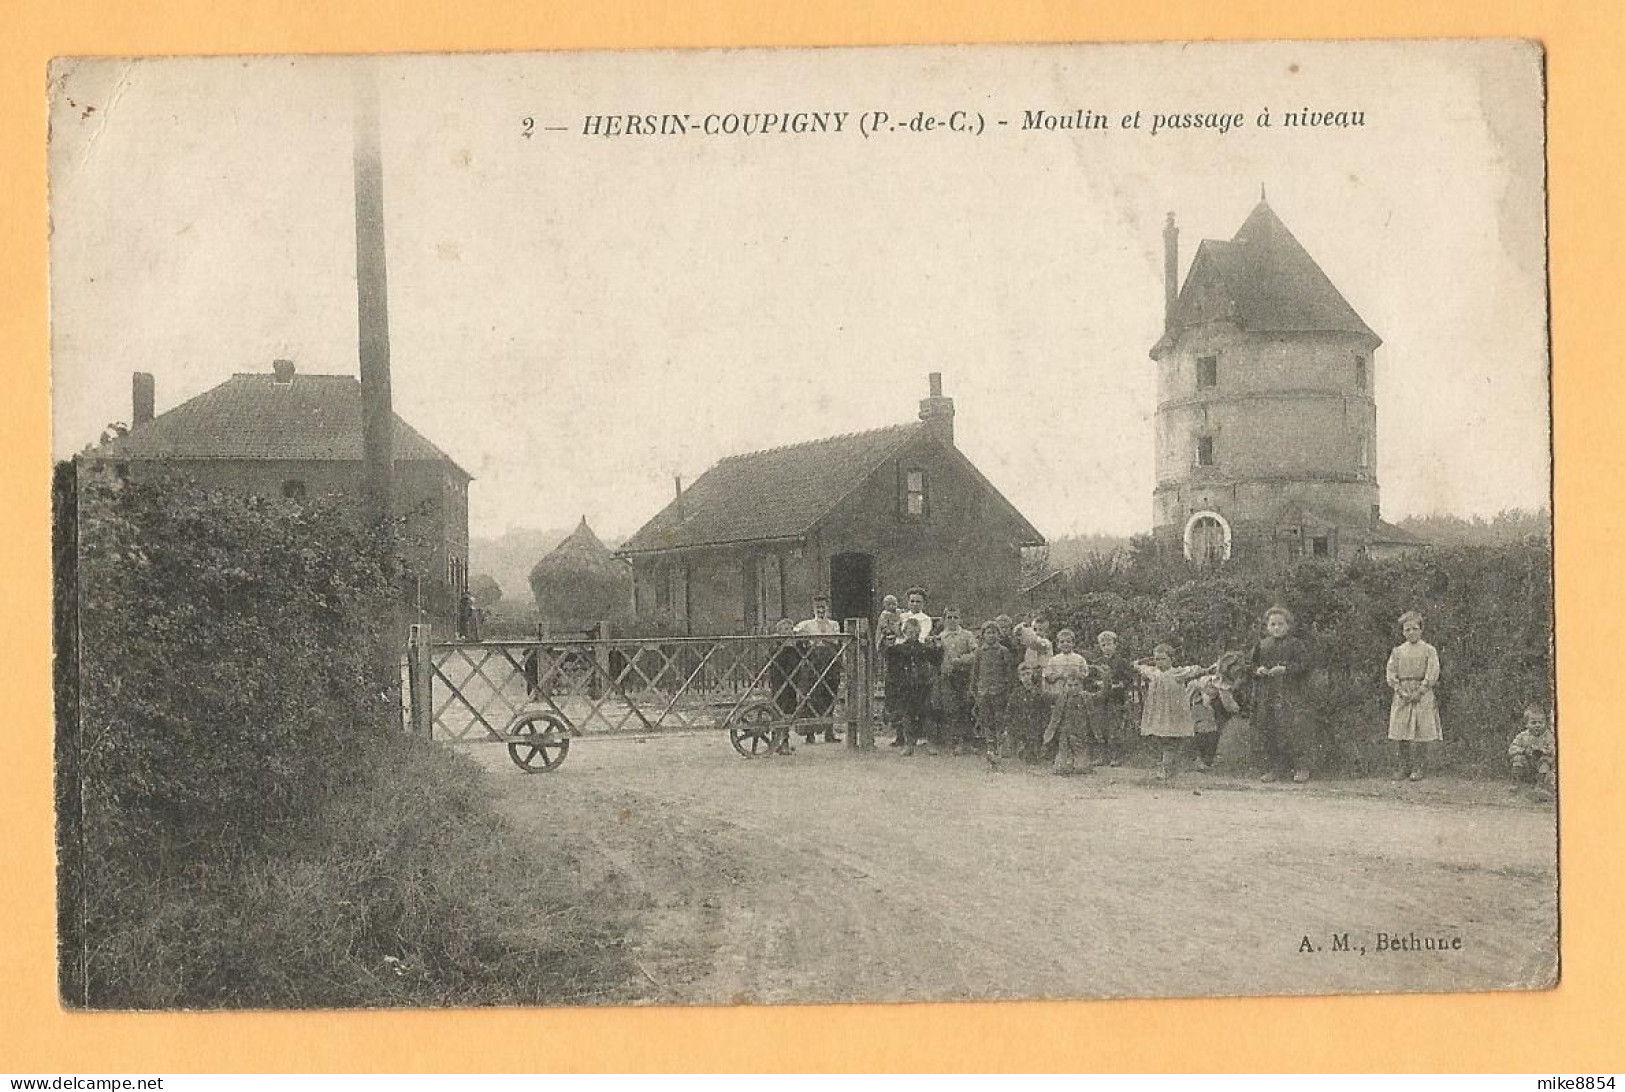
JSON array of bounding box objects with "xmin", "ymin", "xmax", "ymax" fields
[{"xmin": 1183, "ymin": 510, "xmax": 1233, "ymax": 567}]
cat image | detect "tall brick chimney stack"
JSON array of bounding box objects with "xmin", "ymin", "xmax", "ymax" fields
[
  {"xmin": 132, "ymin": 372, "xmax": 155, "ymax": 427},
  {"xmin": 918, "ymin": 372, "xmax": 955, "ymax": 447},
  {"xmin": 1163, "ymin": 212, "xmax": 1179, "ymax": 335}
]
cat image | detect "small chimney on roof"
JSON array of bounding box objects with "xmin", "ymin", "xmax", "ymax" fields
[
  {"xmin": 1163, "ymin": 213, "xmax": 1180, "ymax": 335},
  {"xmin": 674, "ymin": 474, "xmax": 685, "ymax": 519},
  {"xmin": 132, "ymin": 372, "xmax": 155, "ymax": 427},
  {"xmin": 272, "ymin": 358, "xmax": 296, "ymax": 383},
  {"xmin": 918, "ymin": 372, "xmax": 955, "ymax": 447}
]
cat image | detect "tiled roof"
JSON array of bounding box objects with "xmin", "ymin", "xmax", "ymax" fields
[
  {"xmin": 617, "ymin": 423, "xmax": 925, "ymax": 554},
  {"xmin": 1265, "ymin": 500, "xmax": 1428, "ymax": 547},
  {"xmin": 95, "ymin": 371, "xmax": 470, "ymax": 478},
  {"xmin": 1155, "ymin": 200, "xmax": 1378, "ymax": 353}
]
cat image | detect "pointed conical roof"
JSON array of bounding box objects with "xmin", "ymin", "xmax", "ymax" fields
[
  {"xmin": 529, "ymin": 516, "xmax": 616, "ymax": 579},
  {"xmin": 1157, "ymin": 199, "xmax": 1378, "ymax": 351}
]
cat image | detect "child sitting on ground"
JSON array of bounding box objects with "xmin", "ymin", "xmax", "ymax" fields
[{"xmin": 1507, "ymin": 704, "xmax": 1555, "ymax": 798}]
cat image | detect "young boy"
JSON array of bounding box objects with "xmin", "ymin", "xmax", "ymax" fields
[
  {"xmin": 876, "ymin": 595, "xmax": 903, "ymax": 746},
  {"xmin": 968, "ymin": 620, "xmax": 1012, "ymax": 764},
  {"xmin": 1003, "ymin": 661, "xmax": 1046, "ymax": 761},
  {"xmin": 900, "ymin": 586, "xmax": 934, "ymax": 642},
  {"xmin": 1094, "ymin": 630, "xmax": 1135, "ymax": 767},
  {"xmin": 937, "ymin": 607, "xmax": 980, "ymax": 754},
  {"xmin": 1011, "ymin": 617, "xmax": 1055, "ymax": 758},
  {"xmin": 1043, "ymin": 629, "xmax": 1094, "ymax": 776},
  {"xmin": 1508, "ymin": 704, "xmax": 1556, "ymax": 798},
  {"xmin": 885, "ymin": 617, "xmax": 942, "ymax": 756}
]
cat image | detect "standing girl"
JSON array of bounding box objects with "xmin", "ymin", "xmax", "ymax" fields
[
  {"xmin": 1386, "ymin": 610, "xmax": 1443, "ymax": 781},
  {"xmin": 1249, "ymin": 606, "xmax": 1313, "ymax": 784},
  {"xmin": 1135, "ymin": 643, "xmax": 1208, "ymax": 779}
]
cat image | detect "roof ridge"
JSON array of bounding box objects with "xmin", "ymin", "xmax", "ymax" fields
[
  {"xmin": 229, "ymin": 371, "xmax": 358, "ymax": 380},
  {"xmin": 717, "ymin": 420, "xmax": 918, "ymax": 463}
]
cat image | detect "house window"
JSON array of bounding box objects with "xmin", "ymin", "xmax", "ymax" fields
[
  {"xmin": 281, "ymin": 479, "xmax": 307, "ymax": 500},
  {"xmin": 1279, "ymin": 526, "xmax": 1303, "ymax": 562},
  {"xmin": 1311, "ymin": 536, "xmax": 1330, "ymax": 558},
  {"xmin": 1196, "ymin": 435, "xmax": 1215, "ymax": 467},
  {"xmin": 668, "ymin": 565, "xmax": 690, "ymax": 631},
  {"xmin": 1354, "ymin": 354, "xmax": 1369, "ymax": 391},
  {"xmin": 1197, "ymin": 355, "xmax": 1218, "ymax": 389},
  {"xmin": 902, "ymin": 468, "xmax": 928, "ymax": 518}
]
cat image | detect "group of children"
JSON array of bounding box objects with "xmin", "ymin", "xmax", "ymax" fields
[{"xmin": 867, "ymin": 590, "xmax": 1556, "ymax": 793}]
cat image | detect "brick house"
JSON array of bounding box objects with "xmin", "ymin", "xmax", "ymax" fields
[
  {"xmin": 1150, "ymin": 196, "xmax": 1427, "ymax": 565},
  {"xmin": 86, "ymin": 360, "xmax": 472, "ymax": 625},
  {"xmin": 615, "ymin": 375, "xmax": 1044, "ymax": 634}
]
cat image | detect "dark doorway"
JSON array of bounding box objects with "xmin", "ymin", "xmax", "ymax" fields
[{"xmin": 829, "ymin": 552, "xmax": 875, "ymax": 627}]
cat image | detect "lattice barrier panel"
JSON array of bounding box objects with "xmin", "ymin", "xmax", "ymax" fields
[{"xmin": 411, "ymin": 633, "xmax": 868, "ymax": 746}]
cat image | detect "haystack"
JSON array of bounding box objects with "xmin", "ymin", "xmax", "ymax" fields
[{"xmin": 528, "ymin": 516, "xmax": 630, "ymax": 630}]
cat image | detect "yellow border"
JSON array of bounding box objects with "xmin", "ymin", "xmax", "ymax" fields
[{"xmin": 3, "ymin": 0, "xmax": 1617, "ymax": 1073}]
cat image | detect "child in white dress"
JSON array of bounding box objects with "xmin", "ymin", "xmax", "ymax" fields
[
  {"xmin": 1136, "ymin": 643, "xmax": 1208, "ymax": 780},
  {"xmin": 1386, "ymin": 610, "xmax": 1443, "ymax": 781}
]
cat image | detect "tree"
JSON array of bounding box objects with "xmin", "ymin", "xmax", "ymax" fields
[{"xmin": 469, "ymin": 572, "xmax": 503, "ymax": 606}]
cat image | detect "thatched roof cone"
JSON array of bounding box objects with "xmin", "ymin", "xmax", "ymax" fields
[
  {"xmin": 528, "ymin": 517, "xmax": 629, "ymax": 626},
  {"xmin": 531, "ymin": 516, "xmax": 616, "ymax": 578}
]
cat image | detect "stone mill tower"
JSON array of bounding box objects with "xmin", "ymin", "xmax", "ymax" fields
[{"xmin": 1150, "ymin": 194, "xmax": 1418, "ymax": 565}]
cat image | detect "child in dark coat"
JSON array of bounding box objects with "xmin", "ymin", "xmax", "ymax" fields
[
  {"xmin": 1003, "ymin": 661, "xmax": 1046, "ymax": 761},
  {"xmin": 1094, "ymin": 630, "xmax": 1136, "ymax": 767},
  {"xmin": 885, "ymin": 617, "xmax": 943, "ymax": 756}
]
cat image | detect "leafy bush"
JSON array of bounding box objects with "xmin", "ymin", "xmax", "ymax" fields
[
  {"xmin": 57, "ymin": 468, "xmax": 633, "ymax": 1007},
  {"xmin": 71, "ymin": 473, "xmax": 399, "ymax": 867}
]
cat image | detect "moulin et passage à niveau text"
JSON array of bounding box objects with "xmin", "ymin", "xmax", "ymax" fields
[{"xmin": 522, "ymin": 105, "xmax": 1367, "ymax": 140}]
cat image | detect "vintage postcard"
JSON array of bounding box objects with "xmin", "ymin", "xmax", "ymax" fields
[{"xmin": 49, "ymin": 39, "xmax": 1553, "ymax": 1009}]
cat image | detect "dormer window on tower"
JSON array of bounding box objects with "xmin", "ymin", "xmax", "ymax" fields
[
  {"xmin": 1354, "ymin": 354, "xmax": 1369, "ymax": 391},
  {"xmin": 1196, "ymin": 435, "xmax": 1216, "ymax": 467},
  {"xmin": 1197, "ymin": 355, "xmax": 1218, "ymax": 389}
]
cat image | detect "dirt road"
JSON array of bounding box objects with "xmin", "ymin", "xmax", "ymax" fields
[{"xmin": 472, "ymin": 734, "xmax": 1557, "ymax": 1004}]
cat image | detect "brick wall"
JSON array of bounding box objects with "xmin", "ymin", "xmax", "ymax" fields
[{"xmin": 624, "ymin": 435, "xmax": 1037, "ymax": 634}]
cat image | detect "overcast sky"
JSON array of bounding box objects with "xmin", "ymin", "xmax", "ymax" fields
[{"xmin": 48, "ymin": 41, "xmax": 1548, "ymax": 541}]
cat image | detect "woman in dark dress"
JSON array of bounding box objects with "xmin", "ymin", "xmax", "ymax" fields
[{"xmin": 1248, "ymin": 606, "xmax": 1313, "ymax": 783}]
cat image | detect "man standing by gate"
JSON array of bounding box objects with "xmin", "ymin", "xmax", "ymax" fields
[{"xmin": 795, "ymin": 594, "xmax": 843, "ymax": 743}]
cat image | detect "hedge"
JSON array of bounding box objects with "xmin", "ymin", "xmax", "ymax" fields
[{"xmin": 1033, "ymin": 542, "xmax": 1554, "ymax": 777}]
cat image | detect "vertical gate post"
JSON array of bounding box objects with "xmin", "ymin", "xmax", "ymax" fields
[
  {"xmin": 846, "ymin": 618, "xmax": 872, "ymax": 750},
  {"xmin": 859, "ymin": 618, "xmax": 874, "ymax": 750},
  {"xmin": 407, "ymin": 623, "xmax": 433, "ymax": 738}
]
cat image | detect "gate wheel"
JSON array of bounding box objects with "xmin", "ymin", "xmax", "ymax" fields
[
  {"xmin": 729, "ymin": 701, "xmax": 779, "ymax": 758},
  {"xmin": 508, "ymin": 712, "xmax": 571, "ymax": 773}
]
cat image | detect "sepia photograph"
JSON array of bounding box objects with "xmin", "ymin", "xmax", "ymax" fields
[{"xmin": 49, "ymin": 39, "xmax": 1554, "ymax": 1010}]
